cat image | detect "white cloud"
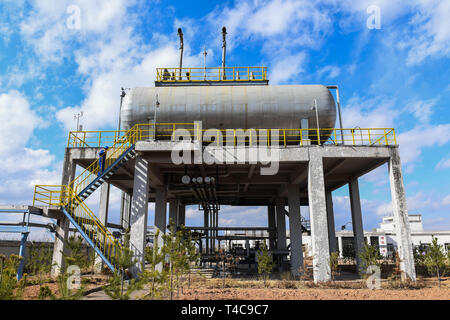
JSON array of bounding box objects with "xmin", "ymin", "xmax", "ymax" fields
[
  {"xmin": 407, "ymin": 98, "xmax": 437, "ymax": 123},
  {"xmin": 404, "ymin": 0, "xmax": 450, "ymax": 65},
  {"xmin": 0, "ymin": 91, "xmax": 57, "ymax": 205},
  {"xmin": 269, "ymin": 52, "xmax": 306, "ymax": 84},
  {"xmin": 442, "ymin": 194, "xmax": 450, "ymax": 206},
  {"xmin": 317, "ymin": 65, "xmax": 340, "ymax": 79},
  {"xmin": 436, "ymin": 156, "xmax": 450, "ymax": 169},
  {"xmin": 397, "ymin": 124, "xmax": 450, "ymax": 166}
]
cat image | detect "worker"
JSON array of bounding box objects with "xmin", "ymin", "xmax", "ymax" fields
[{"xmin": 98, "ymin": 146, "xmax": 109, "ymax": 176}]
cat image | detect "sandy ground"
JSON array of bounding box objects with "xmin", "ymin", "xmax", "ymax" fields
[
  {"xmin": 21, "ymin": 275, "xmax": 108, "ymax": 300},
  {"xmin": 178, "ymin": 287, "xmax": 450, "ymax": 300}
]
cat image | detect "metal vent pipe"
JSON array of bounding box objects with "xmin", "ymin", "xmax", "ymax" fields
[
  {"xmin": 178, "ymin": 28, "xmax": 184, "ymax": 80},
  {"xmin": 221, "ymin": 27, "xmax": 227, "ymax": 80}
]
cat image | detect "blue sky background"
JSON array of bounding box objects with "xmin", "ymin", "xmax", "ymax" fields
[{"xmin": 0, "ymin": 0, "xmax": 449, "ymax": 240}]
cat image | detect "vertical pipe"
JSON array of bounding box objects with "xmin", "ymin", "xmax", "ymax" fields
[
  {"xmin": 221, "ymin": 27, "xmax": 227, "ymax": 80},
  {"xmin": 178, "ymin": 28, "xmax": 184, "ymax": 80}
]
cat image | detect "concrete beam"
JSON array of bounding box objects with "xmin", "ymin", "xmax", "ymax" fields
[
  {"xmin": 349, "ymin": 178, "xmax": 365, "ymax": 271},
  {"xmin": 129, "ymin": 157, "xmax": 150, "ymax": 277},
  {"xmin": 148, "ymin": 164, "xmax": 165, "ymax": 186},
  {"xmin": 308, "ymin": 149, "xmax": 331, "ymax": 283},
  {"xmin": 287, "ymin": 184, "xmax": 303, "ymax": 277},
  {"xmin": 388, "ymin": 147, "xmax": 416, "ymax": 281}
]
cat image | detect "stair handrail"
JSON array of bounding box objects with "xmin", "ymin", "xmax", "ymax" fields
[
  {"xmin": 68, "ymin": 125, "xmax": 139, "ymax": 196},
  {"xmin": 65, "ymin": 185, "xmax": 122, "ymax": 251}
]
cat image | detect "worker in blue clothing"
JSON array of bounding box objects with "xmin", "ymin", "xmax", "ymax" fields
[{"xmin": 98, "ymin": 146, "xmax": 109, "ymax": 176}]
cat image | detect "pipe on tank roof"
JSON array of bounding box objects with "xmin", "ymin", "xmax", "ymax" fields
[
  {"xmin": 178, "ymin": 28, "xmax": 184, "ymax": 80},
  {"xmin": 221, "ymin": 27, "xmax": 227, "ymax": 80}
]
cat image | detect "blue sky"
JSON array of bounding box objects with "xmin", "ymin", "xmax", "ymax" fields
[{"xmin": 0, "ymin": 0, "xmax": 449, "ymax": 240}]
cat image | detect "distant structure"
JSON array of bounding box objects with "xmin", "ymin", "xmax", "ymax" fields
[
  {"xmin": 226, "ymin": 214, "xmax": 450, "ymax": 260},
  {"xmin": 0, "ymin": 27, "xmax": 416, "ymax": 283}
]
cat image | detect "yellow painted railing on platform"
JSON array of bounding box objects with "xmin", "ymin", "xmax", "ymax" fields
[
  {"xmin": 156, "ymin": 67, "xmax": 267, "ymax": 82},
  {"xmin": 67, "ymin": 125, "xmax": 396, "ymax": 148},
  {"xmin": 33, "ymin": 185, "xmax": 122, "ymax": 266}
]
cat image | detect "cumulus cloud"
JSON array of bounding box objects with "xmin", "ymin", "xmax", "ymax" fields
[
  {"xmin": 0, "ymin": 91, "xmax": 57, "ymax": 204},
  {"xmin": 436, "ymin": 156, "xmax": 450, "ymax": 169},
  {"xmin": 317, "ymin": 65, "xmax": 341, "ymax": 79},
  {"xmin": 397, "ymin": 124, "xmax": 450, "ymax": 167}
]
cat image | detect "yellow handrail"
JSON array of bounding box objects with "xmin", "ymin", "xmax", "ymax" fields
[
  {"xmin": 33, "ymin": 185, "xmax": 122, "ymax": 267},
  {"xmin": 156, "ymin": 66, "xmax": 267, "ymax": 82}
]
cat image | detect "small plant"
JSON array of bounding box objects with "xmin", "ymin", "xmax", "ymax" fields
[
  {"xmin": 328, "ymin": 251, "xmax": 340, "ymax": 281},
  {"xmin": 256, "ymin": 242, "xmax": 273, "ymax": 287},
  {"xmin": 0, "ymin": 254, "xmax": 27, "ymax": 300},
  {"xmin": 38, "ymin": 285, "xmax": 56, "ymax": 300},
  {"xmin": 104, "ymin": 232, "xmax": 143, "ymax": 300},
  {"xmin": 423, "ymin": 236, "xmax": 447, "ymax": 288},
  {"xmin": 358, "ymin": 243, "xmax": 383, "ymax": 278},
  {"xmin": 26, "ymin": 242, "xmax": 53, "ymax": 291}
]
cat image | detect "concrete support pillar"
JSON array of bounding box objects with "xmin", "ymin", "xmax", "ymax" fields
[
  {"xmin": 95, "ymin": 183, "xmax": 110, "ymax": 272},
  {"xmin": 178, "ymin": 204, "xmax": 186, "ymax": 227},
  {"xmin": 52, "ymin": 148, "xmax": 76, "ymax": 277},
  {"xmin": 349, "ymin": 178, "xmax": 365, "ymax": 271},
  {"xmin": 308, "ymin": 149, "xmax": 331, "ymax": 282},
  {"xmin": 388, "ymin": 148, "xmax": 416, "ymax": 281},
  {"xmin": 338, "ymin": 235, "xmax": 343, "ymax": 258},
  {"xmin": 129, "ymin": 157, "xmax": 149, "ymax": 277},
  {"xmin": 120, "ymin": 192, "xmax": 131, "ymax": 230},
  {"xmin": 51, "ymin": 217, "xmax": 70, "ymax": 277},
  {"xmin": 287, "ymin": 185, "xmax": 303, "ymax": 277},
  {"xmin": 325, "ymin": 191, "xmax": 337, "ymax": 253},
  {"xmin": 154, "ymin": 186, "xmax": 167, "ymax": 233},
  {"xmin": 267, "ymin": 205, "xmax": 276, "ymax": 250},
  {"xmin": 168, "ymin": 199, "xmax": 179, "ymax": 230},
  {"xmin": 275, "ymin": 199, "xmax": 287, "ymax": 250}
]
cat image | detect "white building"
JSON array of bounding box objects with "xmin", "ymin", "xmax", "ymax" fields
[{"xmin": 225, "ymin": 214, "xmax": 450, "ymax": 258}]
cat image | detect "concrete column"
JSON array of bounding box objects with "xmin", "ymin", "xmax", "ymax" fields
[
  {"xmin": 308, "ymin": 149, "xmax": 331, "ymax": 282},
  {"xmin": 178, "ymin": 204, "xmax": 186, "ymax": 227},
  {"xmin": 120, "ymin": 192, "xmax": 131, "ymax": 230},
  {"xmin": 267, "ymin": 205, "xmax": 276, "ymax": 250},
  {"xmin": 287, "ymin": 185, "xmax": 303, "ymax": 277},
  {"xmin": 168, "ymin": 199, "xmax": 179, "ymax": 230},
  {"xmin": 338, "ymin": 235, "xmax": 343, "ymax": 258},
  {"xmin": 325, "ymin": 191, "xmax": 337, "ymax": 253},
  {"xmin": 95, "ymin": 183, "xmax": 110, "ymax": 272},
  {"xmin": 275, "ymin": 198, "xmax": 287, "ymax": 250},
  {"xmin": 388, "ymin": 147, "xmax": 416, "ymax": 281},
  {"xmin": 51, "ymin": 148, "xmax": 75, "ymax": 277},
  {"xmin": 204, "ymin": 210, "xmax": 209, "ymax": 254},
  {"xmin": 154, "ymin": 186, "xmax": 167, "ymax": 232},
  {"xmin": 129, "ymin": 157, "xmax": 149, "ymax": 277},
  {"xmin": 349, "ymin": 178, "xmax": 365, "ymax": 271}
]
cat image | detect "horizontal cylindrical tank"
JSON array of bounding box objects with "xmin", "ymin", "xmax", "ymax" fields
[{"xmin": 120, "ymin": 85, "xmax": 336, "ymax": 143}]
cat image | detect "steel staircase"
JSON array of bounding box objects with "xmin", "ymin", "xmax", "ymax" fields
[{"xmin": 33, "ymin": 127, "xmax": 140, "ymax": 273}]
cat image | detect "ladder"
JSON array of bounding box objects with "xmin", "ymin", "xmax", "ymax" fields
[{"xmin": 33, "ymin": 127, "xmax": 140, "ymax": 272}]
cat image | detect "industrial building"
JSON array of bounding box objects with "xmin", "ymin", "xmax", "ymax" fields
[
  {"xmin": 0, "ymin": 27, "xmax": 417, "ymax": 283},
  {"xmin": 225, "ymin": 214, "xmax": 450, "ymax": 259}
]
